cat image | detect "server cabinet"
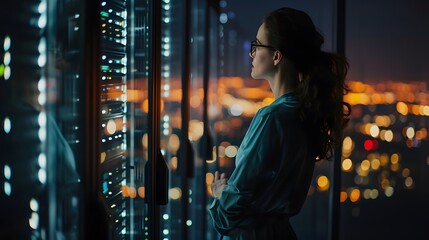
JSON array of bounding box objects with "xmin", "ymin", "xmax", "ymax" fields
[
  {"xmin": 99, "ymin": 1, "xmax": 132, "ymax": 238},
  {"xmin": 0, "ymin": 0, "xmax": 98, "ymax": 239},
  {"xmin": 99, "ymin": 0, "xmax": 152, "ymax": 239},
  {"xmin": 0, "ymin": 2, "xmax": 49, "ymax": 237}
]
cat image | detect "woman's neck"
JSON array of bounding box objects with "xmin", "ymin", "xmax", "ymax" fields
[{"xmin": 270, "ymin": 71, "xmax": 296, "ymax": 99}]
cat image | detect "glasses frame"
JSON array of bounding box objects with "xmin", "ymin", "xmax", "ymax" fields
[{"xmin": 250, "ymin": 40, "xmax": 277, "ymax": 56}]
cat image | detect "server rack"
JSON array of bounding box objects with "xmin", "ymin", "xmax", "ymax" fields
[
  {"xmin": 1, "ymin": 0, "xmax": 221, "ymax": 239},
  {"xmin": 100, "ymin": 1, "xmax": 129, "ymax": 238},
  {"xmin": 0, "ymin": 0, "xmax": 92, "ymax": 239},
  {"xmin": 0, "ymin": 1, "xmax": 53, "ymax": 239}
]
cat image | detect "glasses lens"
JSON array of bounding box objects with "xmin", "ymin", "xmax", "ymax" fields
[{"xmin": 250, "ymin": 41, "xmax": 256, "ymax": 55}]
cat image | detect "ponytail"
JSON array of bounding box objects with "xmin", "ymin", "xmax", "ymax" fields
[
  {"xmin": 263, "ymin": 7, "xmax": 351, "ymax": 160},
  {"xmin": 295, "ymin": 51, "xmax": 351, "ymax": 160}
]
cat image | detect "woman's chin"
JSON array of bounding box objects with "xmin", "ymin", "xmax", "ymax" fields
[{"xmin": 250, "ymin": 71, "xmax": 257, "ymax": 79}]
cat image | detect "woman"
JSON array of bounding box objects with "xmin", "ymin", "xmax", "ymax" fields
[{"xmin": 209, "ymin": 7, "xmax": 351, "ymax": 240}]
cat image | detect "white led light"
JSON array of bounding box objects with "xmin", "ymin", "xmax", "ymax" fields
[
  {"xmin": 163, "ymin": 129, "xmax": 169, "ymax": 136},
  {"xmin": 37, "ymin": 55, "xmax": 46, "ymax": 67},
  {"xmin": 29, "ymin": 212, "xmax": 39, "ymax": 229},
  {"xmin": 4, "ymin": 66, "xmax": 11, "ymax": 80},
  {"xmin": 38, "ymin": 127, "xmax": 46, "ymax": 142},
  {"xmin": 3, "ymin": 52, "xmax": 11, "ymax": 65},
  {"xmin": 38, "ymin": 92, "xmax": 46, "ymax": 105},
  {"xmin": 4, "ymin": 182, "xmax": 11, "ymax": 196},
  {"xmin": 38, "ymin": 1, "xmax": 47, "ymax": 13},
  {"xmin": 219, "ymin": 13, "xmax": 228, "ymax": 24},
  {"xmin": 162, "ymin": 72, "xmax": 170, "ymax": 78},
  {"xmin": 38, "ymin": 14, "xmax": 47, "ymax": 28},
  {"xmin": 38, "ymin": 153, "xmax": 47, "ymax": 168},
  {"xmin": 163, "ymin": 51, "xmax": 170, "ymax": 57},
  {"xmin": 38, "ymin": 77, "xmax": 46, "ymax": 91},
  {"xmin": 3, "ymin": 36, "xmax": 11, "ymax": 51},
  {"xmin": 30, "ymin": 198, "xmax": 39, "ymax": 211},
  {"xmin": 38, "ymin": 169, "xmax": 46, "ymax": 184},
  {"xmin": 38, "ymin": 38, "xmax": 46, "ymax": 54},
  {"xmin": 38, "ymin": 112, "xmax": 47, "ymax": 128},
  {"xmin": 4, "ymin": 164, "xmax": 11, "ymax": 180},
  {"xmin": 3, "ymin": 117, "xmax": 11, "ymax": 134},
  {"xmin": 164, "ymin": 5, "xmax": 171, "ymax": 11}
]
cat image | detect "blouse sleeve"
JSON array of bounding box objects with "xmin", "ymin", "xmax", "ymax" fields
[{"xmin": 209, "ymin": 111, "xmax": 293, "ymax": 235}]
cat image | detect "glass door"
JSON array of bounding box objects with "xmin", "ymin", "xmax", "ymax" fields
[{"xmin": 187, "ymin": 0, "xmax": 221, "ymax": 239}]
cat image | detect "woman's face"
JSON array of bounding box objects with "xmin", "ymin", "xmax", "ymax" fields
[{"xmin": 250, "ymin": 23, "xmax": 276, "ymax": 80}]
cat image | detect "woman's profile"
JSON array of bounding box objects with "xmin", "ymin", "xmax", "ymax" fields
[{"xmin": 209, "ymin": 7, "xmax": 351, "ymax": 239}]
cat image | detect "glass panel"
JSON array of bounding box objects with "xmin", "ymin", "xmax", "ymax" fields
[
  {"xmin": 188, "ymin": 0, "xmax": 209, "ymax": 239},
  {"xmin": 341, "ymin": 1, "xmax": 429, "ymax": 239},
  {"xmin": 46, "ymin": 0, "xmax": 88, "ymax": 239},
  {"xmin": 125, "ymin": 0, "xmax": 151, "ymax": 237},
  {"xmin": 211, "ymin": 2, "xmax": 337, "ymax": 240},
  {"xmin": 159, "ymin": 0, "xmax": 185, "ymax": 238},
  {"xmin": 205, "ymin": 5, "xmax": 221, "ymax": 240},
  {"xmin": 99, "ymin": 0, "xmax": 150, "ymax": 238}
]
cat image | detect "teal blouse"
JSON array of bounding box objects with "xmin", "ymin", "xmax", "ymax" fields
[{"xmin": 209, "ymin": 93, "xmax": 316, "ymax": 239}]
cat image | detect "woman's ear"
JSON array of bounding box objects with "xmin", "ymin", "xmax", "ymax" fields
[{"xmin": 273, "ymin": 50, "xmax": 283, "ymax": 66}]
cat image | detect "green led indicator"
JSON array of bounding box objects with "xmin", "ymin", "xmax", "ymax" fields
[{"xmin": 0, "ymin": 64, "xmax": 4, "ymax": 77}]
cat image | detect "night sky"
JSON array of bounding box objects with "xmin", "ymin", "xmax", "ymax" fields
[{"xmin": 224, "ymin": 0, "xmax": 429, "ymax": 82}]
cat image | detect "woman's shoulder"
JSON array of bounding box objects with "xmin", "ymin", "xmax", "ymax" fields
[{"xmin": 257, "ymin": 94, "xmax": 299, "ymax": 119}]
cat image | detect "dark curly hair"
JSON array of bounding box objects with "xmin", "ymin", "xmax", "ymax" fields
[{"xmin": 263, "ymin": 7, "xmax": 351, "ymax": 160}]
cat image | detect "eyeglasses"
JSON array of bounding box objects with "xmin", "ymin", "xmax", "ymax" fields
[{"xmin": 249, "ymin": 40, "xmax": 276, "ymax": 56}]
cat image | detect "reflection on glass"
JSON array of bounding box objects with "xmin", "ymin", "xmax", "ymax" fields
[{"xmin": 159, "ymin": 0, "xmax": 185, "ymax": 239}]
